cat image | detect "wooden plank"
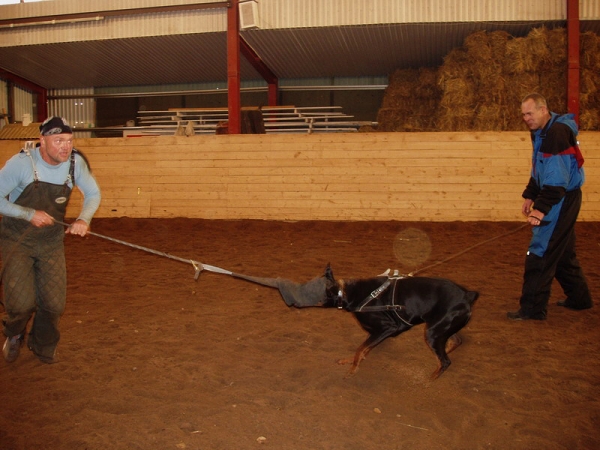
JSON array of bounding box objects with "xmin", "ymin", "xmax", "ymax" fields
[
  {"xmin": 261, "ymin": 118, "xmax": 309, "ymax": 126},
  {"xmin": 168, "ymin": 107, "xmax": 229, "ymax": 112},
  {"xmin": 220, "ymin": 182, "xmax": 525, "ymax": 194},
  {"xmin": 144, "ymin": 173, "xmax": 528, "ymax": 186},
  {"xmin": 145, "ymin": 189, "xmax": 522, "ymax": 205},
  {"xmin": 262, "ymin": 112, "xmax": 302, "ymax": 117},
  {"xmin": 266, "ymin": 129, "xmax": 314, "ymax": 133},
  {"xmin": 301, "ymin": 113, "xmax": 352, "ymax": 117},
  {"xmin": 294, "ymin": 106, "xmax": 343, "ymax": 111},
  {"xmin": 264, "ymin": 123, "xmax": 310, "ymax": 128}
]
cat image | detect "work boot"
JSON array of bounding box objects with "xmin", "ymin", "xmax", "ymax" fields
[
  {"xmin": 557, "ymin": 299, "xmax": 593, "ymax": 310},
  {"xmin": 3, "ymin": 334, "xmax": 24, "ymax": 363},
  {"xmin": 26, "ymin": 335, "xmax": 58, "ymax": 364},
  {"xmin": 35, "ymin": 349, "xmax": 58, "ymax": 364},
  {"xmin": 507, "ymin": 310, "xmax": 546, "ymax": 321}
]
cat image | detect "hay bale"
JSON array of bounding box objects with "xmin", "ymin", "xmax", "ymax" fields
[
  {"xmin": 375, "ymin": 26, "xmax": 600, "ymax": 132},
  {"xmin": 463, "ymin": 30, "xmax": 493, "ymax": 61},
  {"xmin": 527, "ymin": 27, "xmax": 550, "ymax": 48},
  {"xmin": 438, "ymin": 81, "xmax": 476, "ymax": 130},
  {"xmin": 438, "ymin": 48, "xmax": 471, "ymax": 88},
  {"xmin": 375, "ymin": 108, "xmax": 399, "ymax": 132},
  {"xmin": 505, "ymin": 37, "xmax": 536, "ymax": 73},
  {"xmin": 416, "ymin": 67, "xmax": 441, "ymax": 98},
  {"xmin": 437, "ymin": 106, "xmax": 474, "ymax": 132},
  {"xmin": 440, "ymin": 77, "xmax": 473, "ymax": 101},
  {"xmin": 580, "ymin": 70, "xmax": 599, "ymax": 131},
  {"xmin": 377, "ymin": 108, "xmax": 423, "ymax": 132},
  {"xmin": 377, "ymin": 67, "xmax": 440, "ymax": 131},
  {"xmin": 381, "ymin": 69, "xmax": 419, "ymax": 108},
  {"xmin": 497, "ymin": 73, "xmax": 540, "ymax": 119},
  {"xmin": 473, "ymin": 104, "xmax": 506, "ymax": 131},
  {"xmin": 488, "ymin": 30, "xmax": 511, "ymax": 59},
  {"xmin": 527, "ymin": 27, "xmax": 553, "ymax": 70},
  {"xmin": 465, "ymin": 30, "xmax": 506, "ymax": 84},
  {"xmin": 401, "ymin": 115, "xmax": 434, "ymax": 132},
  {"xmin": 477, "ymin": 73, "xmax": 507, "ymax": 104},
  {"xmin": 547, "ymin": 27, "xmax": 567, "ymax": 65},
  {"xmin": 579, "ymin": 109, "xmax": 599, "ymax": 130},
  {"xmin": 539, "ymin": 70, "xmax": 567, "ymax": 112},
  {"xmin": 581, "ymin": 32, "xmax": 600, "ymax": 70},
  {"xmin": 358, "ymin": 124, "xmax": 377, "ymax": 132},
  {"xmin": 581, "ymin": 69, "xmax": 598, "ymax": 94}
]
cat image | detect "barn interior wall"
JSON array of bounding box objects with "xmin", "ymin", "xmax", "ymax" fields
[{"xmin": 1, "ymin": 131, "xmax": 597, "ymax": 222}]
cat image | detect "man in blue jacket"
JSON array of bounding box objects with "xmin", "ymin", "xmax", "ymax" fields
[{"xmin": 507, "ymin": 93, "xmax": 592, "ymax": 320}]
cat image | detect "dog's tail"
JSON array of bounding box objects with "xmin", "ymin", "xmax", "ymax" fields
[{"xmin": 466, "ymin": 291, "xmax": 479, "ymax": 306}]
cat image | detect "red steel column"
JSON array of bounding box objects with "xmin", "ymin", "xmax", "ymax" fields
[
  {"xmin": 227, "ymin": 0, "xmax": 241, "ymax": 134},
  {"xmin": 240, "ymin": 37, "xmax": 279, "ymax": 106},
  {"xmin": 267, "ymin": 81, "xmax": 278, "ymax": 106},
  {"xmin": 566, "ymin": 0, "xmax": 580, "ymax": 124}
]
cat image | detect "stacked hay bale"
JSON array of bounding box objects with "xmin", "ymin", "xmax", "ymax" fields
[
  {"xmin": 376, "ymin": 67, "xmax": 441, "ymax": 131},
  {"xmin": 377, "ymin": 27, "xmax": 600, "ymax": 131},
  {"xmin": 580, "ymin": 32, "xmax": 600, "ymax": 130}
]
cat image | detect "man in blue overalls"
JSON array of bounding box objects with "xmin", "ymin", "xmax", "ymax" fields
[
  {"xmin": 507, "ymin": 93, "xmax": 592, "ymax": 321},
  {"xmin": 0, "ymin": 117, "xmax": 101, "ymax": 362}
]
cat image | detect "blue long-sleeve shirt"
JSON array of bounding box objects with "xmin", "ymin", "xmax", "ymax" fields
[{"xmin": 0, "ymin": 145, "xmax": 101, "ymax": 224}]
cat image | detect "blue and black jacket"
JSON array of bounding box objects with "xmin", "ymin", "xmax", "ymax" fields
[{"xmin": 522, "ymin": 112, "xmax": 585, "ymax": 257}]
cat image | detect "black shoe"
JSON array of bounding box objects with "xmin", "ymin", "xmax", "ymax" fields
[
  {"xmin": 2, "ymin": 334, "xmax": 24, "ymax": 363},
  {"xmin": 507, "ymin": 310, "xmax": 546, "ymax": 321},
  {"xmin": 29, "ymin": 346, "xmax": 58, "ymax": 364},
  {"xmin": 36, "ymin": 353, "xmax": 58, "ymax": 364},
  {"xmin": 557, "ymin": 299, "xmax": 592, "ymax": 311}
]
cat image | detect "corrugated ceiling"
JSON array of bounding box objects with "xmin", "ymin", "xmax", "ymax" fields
[{"xmin": 0, "ymin": 1, "xmax": 599, "ymax": 90}]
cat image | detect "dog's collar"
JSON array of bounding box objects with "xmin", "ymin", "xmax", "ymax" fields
[
  {"xmin": 337, "ymin": 276, "xmax": 414, "ymax": 326},
  {"xmin": 336, "ymin": 288, "xmax": 345, "ymax": 309},
  {"xmin": 338, "ymin": 277, "xmax": 406, "ymax": 313}
]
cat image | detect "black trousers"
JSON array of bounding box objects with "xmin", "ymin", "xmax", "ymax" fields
[
  {"xmin": 1, "ymin": 227, "xmax": 66, "ymax": 360},
  {"xmin": 519, "ymin": 189, "xmax": 592, "ymax": 316}
]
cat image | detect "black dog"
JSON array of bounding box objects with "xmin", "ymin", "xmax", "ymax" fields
[{"xmin": 322, "ymin": 265, "xmax": 478, "ymax": 380}]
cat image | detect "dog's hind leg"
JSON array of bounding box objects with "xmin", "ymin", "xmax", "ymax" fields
[
  {"xmin": 428, "ymin": 343, "xmax": 451, "ymax": 379},
  {"xmin": 445, "ymin": 333, "xmax": 462, "ymax": 354},
  {"xmin": 425, "ymin": 325, "xmax": 466, "ymax": 380}
]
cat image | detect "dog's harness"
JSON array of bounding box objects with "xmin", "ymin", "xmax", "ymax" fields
[{"xmin": 336, "ymin": 270, "xmax": 414, "ymax": 327}]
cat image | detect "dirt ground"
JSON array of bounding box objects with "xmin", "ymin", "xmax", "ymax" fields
[{"xmin": 1, "ymin": 218, "xmax": 599, "ymax": 450}]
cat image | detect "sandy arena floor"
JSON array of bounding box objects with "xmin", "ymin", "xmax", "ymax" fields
[{"xmin": 1, "ymin": 218, "xmax": 599, "ymax": 450}]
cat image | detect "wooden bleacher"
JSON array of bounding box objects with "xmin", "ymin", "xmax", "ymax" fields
[{"xmin": 120, "ymin": 106, "xmax": 375, "ymax": 136}]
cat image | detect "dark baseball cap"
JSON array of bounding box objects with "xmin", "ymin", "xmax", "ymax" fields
[{"xmin": 40, "ymin": 116, "xmax": 73, "ymax": 136}]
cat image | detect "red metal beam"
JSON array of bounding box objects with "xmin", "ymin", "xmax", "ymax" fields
[
  {"xmin": 267, "ymin": 83, "xmax": 278, "ymax": 106},
  {"xmin": 0, "ymin": 68, "xmax": 47, "ymax": 121},
  {"xmin": 566, "ymin": 0, "xmax": 580, "ymax": 124},
  {"xmin": 240, "ymin": 37, "xmax": 279, "ymax": 106},
  {"xmin": 227, "ymin": 0, "xmax": 241, "ymax": 134}
]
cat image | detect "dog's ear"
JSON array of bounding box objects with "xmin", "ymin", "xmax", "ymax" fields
[{"xmin": 324, "ymin": 263, "xmax": 334, "ymax": 281}]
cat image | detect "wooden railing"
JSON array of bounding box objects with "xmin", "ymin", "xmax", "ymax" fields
[
  {"xmin": 106, "ymin": 106, "xmax": 377, "ymax": 136},
  {"xmin": 2, "ymin": 131, "xmax": 598, "ymax": 222}
]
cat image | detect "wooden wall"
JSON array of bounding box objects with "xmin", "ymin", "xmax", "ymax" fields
[{"xmin": 1, "ymin": 131, "xmax": 598, "ymax": 222}]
